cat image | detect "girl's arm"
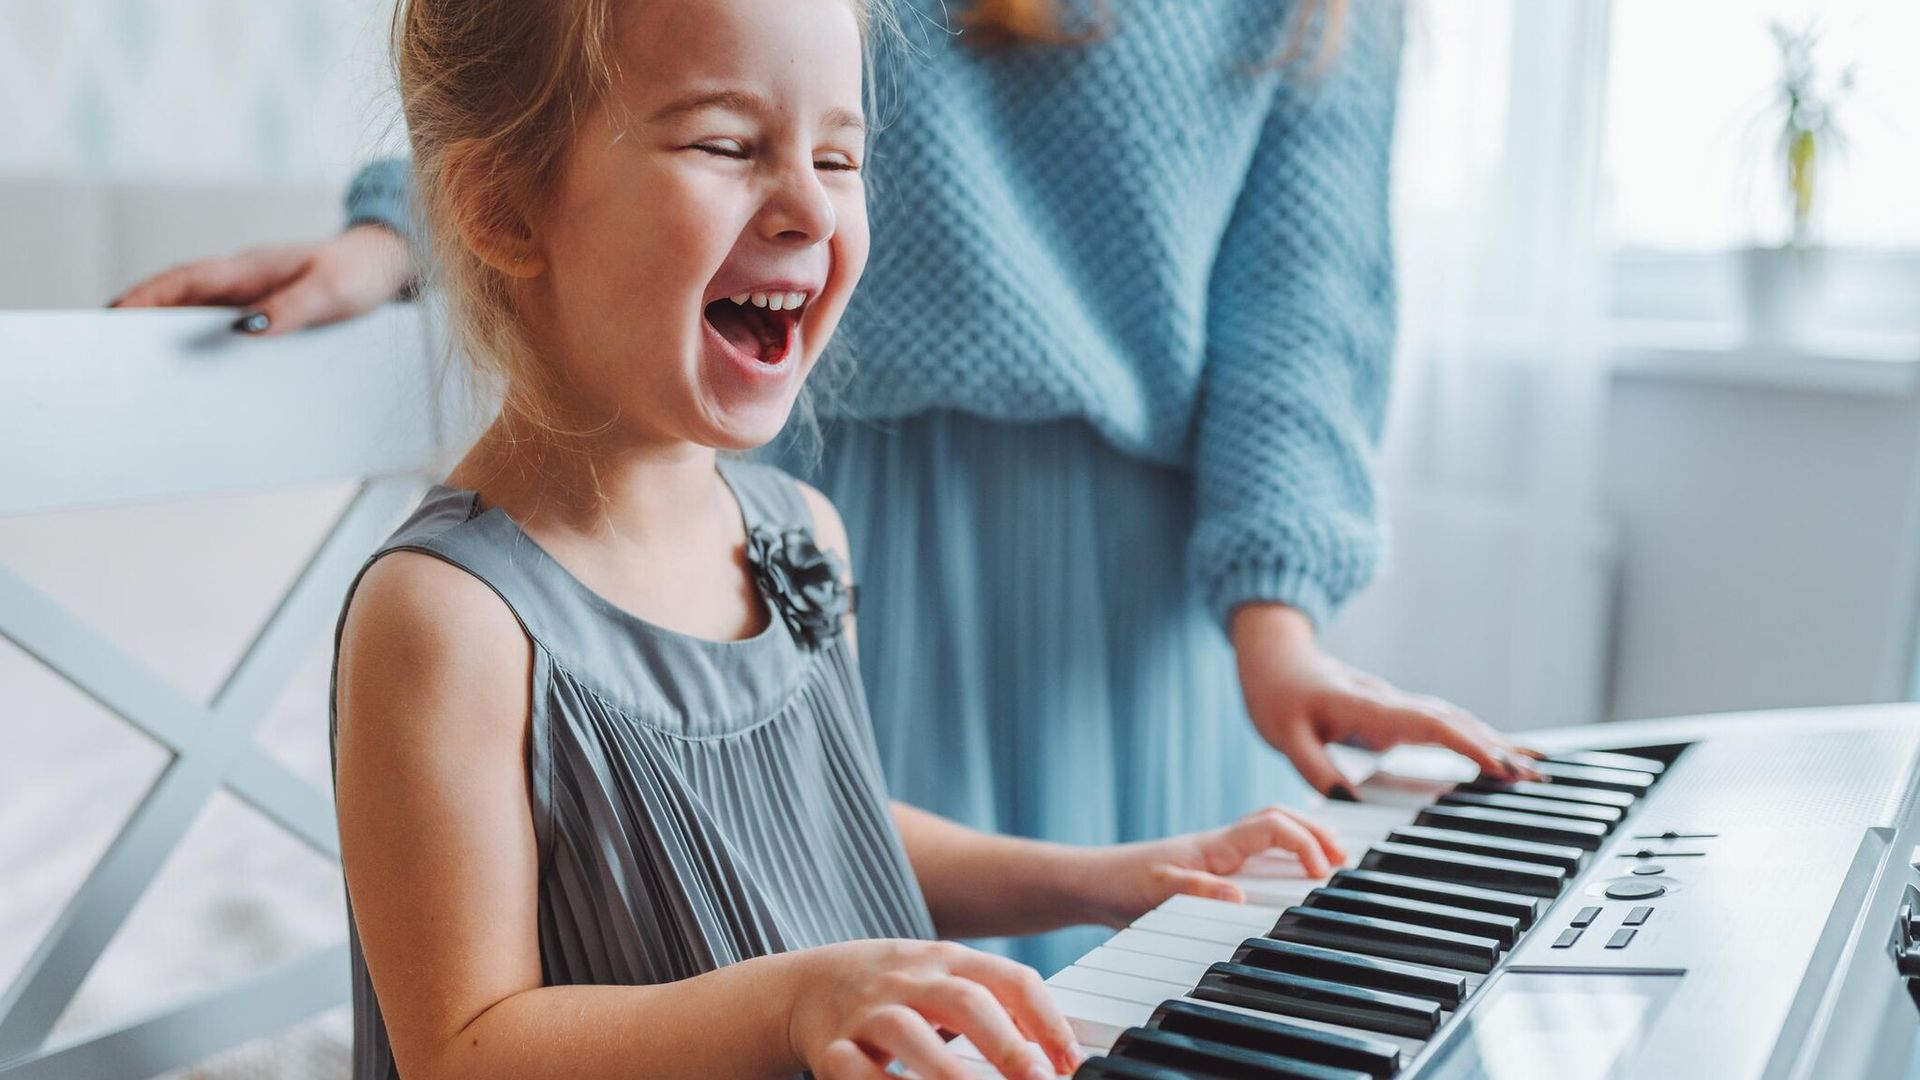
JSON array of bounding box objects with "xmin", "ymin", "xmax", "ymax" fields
[
  {"xmin": 336, "ymin": 552, "xmax": 1078, "ymax": 1080},
  {"xmin": 891, "ymin": 800, "xmax": 1344, "ymax": 940},
  {"xmin": 788, "ymin": 483, "xmax": 1343, "ymax": 941}
]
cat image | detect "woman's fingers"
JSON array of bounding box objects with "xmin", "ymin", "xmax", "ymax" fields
[
  {"xmin": 1267, "ymin": 722, "xmax": 1350, "ymax": 800},
  {"xmin": 943, "ymin": 951, "xmax": 1080, "ymax": 1076},
  {"xmin": 112, "ymin": 248, "xmax": 310, "ymax": 309}
]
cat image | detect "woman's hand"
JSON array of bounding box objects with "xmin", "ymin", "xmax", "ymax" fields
[
  {"xmin": 1066, "ymin": 806, "xmax": 1347, "ymax": 929},
  {"xmin": 110, "ymin": 223, "xmax": 416, "ymax": 335},
  {"xmin": 791, "ymin": 939, "xmax": 1081, "ymax": 1080},
  {"xmin": 1231, "ymin": 602, "xmax": 1541, "ymax": 798}
]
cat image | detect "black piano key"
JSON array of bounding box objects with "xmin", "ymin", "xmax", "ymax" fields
[
  {"xmin": 1359, "ymin": 840, "xmax": 1568, "ymax": 897},
  {"xmin": 1387, "ymin": 826, "xmax": 1586, "ymax": 874},
  {"xmin": 1232, "ymin": 936, "xmax": 1468, "ymax": 1007},
  {"xmin": 1529, "ymin": 759, "xmax": 1657, "ymax": 793},
  {"xmin": 1269, "ymin": 905, "xmax": 1502, "ymax": 974},
  {"xmin": 1073, "ymin": 1056, "xmax": 1192, "ymax": 1080},
  {"xmin": 1438, "ymin": 790, "xmax": 1625, "ymax": 826},
  {"xmin": 1109, "ymin": 1026, "xmax": 1374, "ymax": 1080},
  {"xmin": 1543, "ymin": 749, "xmax": 1666, "ymax": 775},
  {"xmin": 1303, "ymin": 886, "xmax": 1521, "ymax": 947},
  {"xmin": 1329, "ymin": 869, "xmax": 1547, "ymax": 928},
  {"xmin": 1414, "ymin": 804, "xmax": 1610, "ymax": 851},
  {"xmin": 1192, "ymin": 960, "xmax": 1445, "ymax": 1039},
  {"xmin": 1456, "ymin": 778, "xmax": 1636, "ymax": 809},
  {"xmin": 1148, "ymin": 998, "xmax": 1401, "ymax": 1079}
]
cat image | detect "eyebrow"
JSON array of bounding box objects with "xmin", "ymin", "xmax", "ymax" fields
[{"xmin": 648, "ymin": 88, "xmax": 866, "ymax": 133}]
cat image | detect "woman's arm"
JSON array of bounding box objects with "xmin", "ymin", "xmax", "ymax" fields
[
  {"xmin": 1191, "ymin": 4, "xmax": 1535, "ymax": 794},
  {"xmin": 112, "ymin": 158, "xmax": 417, "ymax": 333}
]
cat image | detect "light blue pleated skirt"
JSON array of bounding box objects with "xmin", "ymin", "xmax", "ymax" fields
[{"xmin": 772, "ymin": 411, "xmax": 1310, "ymax": 975}]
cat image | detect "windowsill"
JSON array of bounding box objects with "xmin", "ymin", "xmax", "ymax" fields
[{"xmin": 1607, "ymin": 318, "xmax": 1920, "ymax": 397}]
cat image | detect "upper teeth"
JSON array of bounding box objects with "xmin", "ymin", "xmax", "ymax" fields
[{"xmin": 730, "ymin": 291, "xmax": 807, "ymax": 312}]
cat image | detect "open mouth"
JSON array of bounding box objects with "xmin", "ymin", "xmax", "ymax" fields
[{"xmin": 704, "ymin": 291, "xmax": 806, "ymax": 365}]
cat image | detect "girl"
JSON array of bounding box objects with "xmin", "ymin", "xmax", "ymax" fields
[{"xmin": 331, "ymin": 1, "xmax": 1344, "ymax": 1078}]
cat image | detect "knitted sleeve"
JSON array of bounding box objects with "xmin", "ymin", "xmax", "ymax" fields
[
  {"xmin": 343, "ymin": 156, "xmax": 416, "ymax": 240},
  {"xmin": 1188, "ymin": 3, "xmax": 1403, "ymax": 632}
]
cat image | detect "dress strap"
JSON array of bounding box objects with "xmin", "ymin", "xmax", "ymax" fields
[{"xmin": 718, "ymin": 457, "xmax": 816, "ymax": 535}]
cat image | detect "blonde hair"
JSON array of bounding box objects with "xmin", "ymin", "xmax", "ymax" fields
[{"xmin": 394, "ymin": 0, "xmax": 882, "ymax": 451}]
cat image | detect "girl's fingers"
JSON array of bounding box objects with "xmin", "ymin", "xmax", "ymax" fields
[
  {"xmin": 817, "ymin": 1038, "xmax": 891, "ymax": 1080},
  {"xmin": 248, "ymin": 274, "xmax": 346, "ymax": 335},
  {"xmin": 1159, "ymin": 865, "xmax": 1245, "ymax": 904},
  {"xmin": 1220, "ymin": 807, "xmax": 1333, "ymax": 877},
  {"xmin": 1264, "ymin": 806, "xmax": 1347, "ymax": 865},
  {"xmin": 944, "ymin": 952, "xmax": 1081, "ymax": 1076},
  {"xmin": 914, "ymin": 979, "xmax": 1053, "ymax": 1080},
  {"xmin": 857, "ymin": 1005, "xmax": 971, "ymax": 1080}
]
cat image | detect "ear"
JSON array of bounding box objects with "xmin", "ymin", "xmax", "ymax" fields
[{"xmin": 442, "ymin": 139, "xmax": 549, "ymax": 278}]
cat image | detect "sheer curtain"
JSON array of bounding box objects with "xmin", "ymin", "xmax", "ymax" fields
[{"xmin": 1324, "ymin": 0, "xmax": 1618, "ymax": 733}]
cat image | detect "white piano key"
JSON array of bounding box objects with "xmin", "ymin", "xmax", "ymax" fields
[
  {"xmin": 1104, "ymin": 926, "xmax": 1238, "ymax": 963},
  {"xmin": 1050, "ymin": 960, "xmax": 1429, "ymax": 1061},
  {"xmin": 1132, "ymin": 908, "xmax": 1250, "ymax": 945},
  {"xmin": 1156, "ymin": 892, "xmax": 1283, "ymax": 928},
  {"xmin": 1075, "ymin": 942, "xmax": 1211, "ymax": 986}
]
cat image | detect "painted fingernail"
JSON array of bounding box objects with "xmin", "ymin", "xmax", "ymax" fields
[
  {"xmin": 1327, "ymin": 783, "xmax": 1360, "ymax": 802},
  {"xmin": 232, "ymin": 311, "xmax": 270, "ymax": 334}
]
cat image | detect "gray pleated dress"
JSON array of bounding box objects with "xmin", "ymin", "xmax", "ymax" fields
[{"xmin": 327, "ymin": 459, "xmax": 937, "ymax": 1080}]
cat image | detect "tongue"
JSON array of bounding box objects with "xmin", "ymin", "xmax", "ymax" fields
[{"xmin": 706, "ymin": 301, "xmax": 778, "ymax": 362}]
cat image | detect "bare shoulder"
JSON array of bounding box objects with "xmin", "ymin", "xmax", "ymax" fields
[
  {"xmin": 791, "ymin": 479, "xmax": 850, "ymax": 565},
  {"xmin": 337, "ymin": 549, "xmax": 532, "ymax": 750}
]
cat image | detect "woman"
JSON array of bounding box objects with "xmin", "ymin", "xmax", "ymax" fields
[{"xmin": 117, "ymin": 0, "xmax": 1537, "ymax": 975}]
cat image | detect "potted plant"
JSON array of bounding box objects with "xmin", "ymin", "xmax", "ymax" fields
[{"xmin": 1740, "ymin": 19, "xmax": 1855, "ymax": 349}]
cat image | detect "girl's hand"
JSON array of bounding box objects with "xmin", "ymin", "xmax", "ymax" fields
[
  {"xmin": 1231, "ymin": 602, "xmax": 1542, "ymax": 797},
  {"xmin": 791, "ymin": 939, "xmax": 1081, "ymax": 1080},
  {"xmin": 1069, "ymin": 806, "xmax": 1348, "ymax": 929},
  {"xmin": 110, "ymin": 223, "xmax": 416, "ymax": 335}
]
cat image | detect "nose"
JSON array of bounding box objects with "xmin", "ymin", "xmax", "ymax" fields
[{"xmin": 758, "ymin": 161, "xmax": 837, "ymax": 246}]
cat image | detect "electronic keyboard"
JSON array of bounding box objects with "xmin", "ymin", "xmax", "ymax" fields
[{"xmin": 950, "ymin": 704, "xmax": 1920, "ymax": 1080}]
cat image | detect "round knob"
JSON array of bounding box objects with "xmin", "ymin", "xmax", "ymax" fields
[{"xmin": 1604, "ymin": 881, "xmax": 1667, "ymax": 900}]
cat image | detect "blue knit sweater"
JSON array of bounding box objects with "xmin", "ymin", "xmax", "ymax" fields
[{"xmin": 346, "ymin": 0, "xmax": 1401, "ymax": 630}]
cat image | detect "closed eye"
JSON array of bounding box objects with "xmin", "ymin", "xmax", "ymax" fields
[{"xmin": 691, "ymin": 141, "xmax": 748, "ymax": 159}]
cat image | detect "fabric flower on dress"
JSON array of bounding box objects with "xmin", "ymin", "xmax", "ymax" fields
[{"xmin": 744, "ymin": 524, "xmax": 856, "ymax": 649}]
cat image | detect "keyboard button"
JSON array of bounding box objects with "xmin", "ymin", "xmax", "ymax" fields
[
  {"xmin": 1304, "ymin": 887, "xmax": 1521, "ymax": 947},
  {"xmin": 1232, "ymin": 936, "xmax": 1468, "ymax": 1007},
  {"xmin": 1193, "ymin": 961, "xmax": 1445, "ymax": 1039},
  {"xmin": 1569, "ymin": 906, "xmax": 1600, "ymax": 927},
  {"xmin": 1388, "ymin": 826, "xmax": 1587, "ymax": 874},
  {"xmin": 1438, "ymin": 790, "xmax": 1625, "ymax": 826},
  {"xmin": 1604, "ymin": 882, "xmax": 1667, "ymax": 901},
  {"xmin": 1329, "ymin": 869, "xmax": 1546, "ymax": 928},
  {"xmin": 1414, "ymin": 805, "xmax": 1610, "ymax": 850},
  {"xmin": 1360, "ymin": 841, "xmax": 1568, "ymax": 898},
  {"xmin": 1109, "ymin": 1026, "xmax": 1374, "ymax": 1080},
  {"xmin": 1631, "ymin": 864, "xmax": 1665, "ymax": 876},
  {"xmin": 1270, "ymin": 906, "xmax": 1503, "ymax": 973},
  {"xmin": 1606, "ymin": 929, "xmax": 1636, "ymax": 949},
  {"xmin": 1552, "ymin": 928, "xmax": 1581, "ymax": 948},
  {"xmin": 1624, "ymin": 906, "xmax": 1653, "ymax": 926},
  {"xmin": 1147, "ymin": 998, "xmax": 1401, "ymax": 1079},
  {"xmin": 1457, "ymin": 779, "xmax": 1636, "ymax": 809},
  {"xmin": 1531, "ymin": 760, "xmax": 1657, "ymax": 793}
]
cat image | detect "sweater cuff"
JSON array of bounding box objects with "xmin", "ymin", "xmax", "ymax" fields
[
  {"xmin": 343, "ymin": 159, "xmax": 416, "ymax": 243},
  {"xmin": 1203, "ymin": 561, "xmax": 1338, "ymax": 635}
]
